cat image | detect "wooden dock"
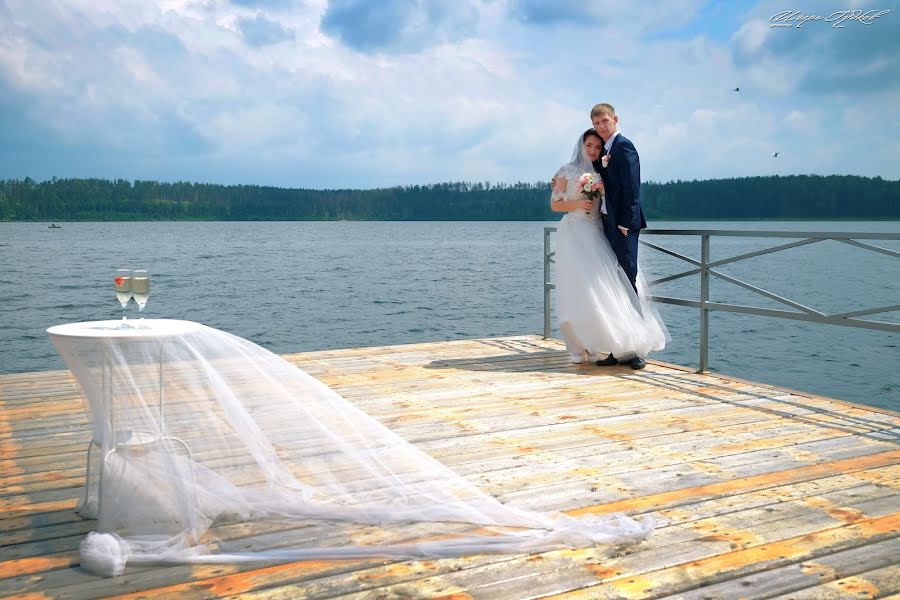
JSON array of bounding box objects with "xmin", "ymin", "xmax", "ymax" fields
[{"xmin": 2, "ymin": 335, "xmax": 899, "ymax": 599}]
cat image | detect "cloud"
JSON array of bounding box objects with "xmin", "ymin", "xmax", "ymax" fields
[
  {"xmin": 0, "ymin": 0, "xmax": 898, "ymax": 188},
  {"xmin": 732, "ymin": 18, "xmax": 769, "ymax": 60},
  {"xmin": 509, "ymin": 0, "xmax": 707, "ymax": 33},
  {"xmin": 795, "ymin": 22, "xmax": 900, "ymax": 94},
  {"xmin": 238, "ymin": 14, "xmax": 295, "ymax": 46},
  {"xmin": 508, "ymin": 0, "xmax": 608, "ymax": 26},
  {"xmin": 783, "ymin": 109, "xmax": 817, "ymax": 136},
  {"xmin": 320, "ymin": 0, "xmax": 479, "ymax": 53},
  {"xmin": 231, "ymin": 0, "xmax": 297, "ymax": 7},
  {"xmin": 732, "ymin": 1, "xmax": 900, "ymax": 95}
]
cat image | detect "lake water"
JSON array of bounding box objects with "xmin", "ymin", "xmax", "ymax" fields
[{"xmin": 1, "ymin": 220, "xmax": 898, "ymax": 412}]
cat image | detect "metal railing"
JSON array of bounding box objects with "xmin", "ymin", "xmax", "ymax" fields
[{"xmin": 543, "ymin": 228, "xmax": 900, "ymax": 372}]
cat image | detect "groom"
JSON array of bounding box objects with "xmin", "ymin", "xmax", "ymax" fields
[{"xmin": 591, "ymin": 103, "xmax": 648, "ymax": 370}]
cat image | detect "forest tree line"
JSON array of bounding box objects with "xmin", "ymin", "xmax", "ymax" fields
[{"xmin": 1, "ymin": 174, "xmax": 898, "ymax": 221}]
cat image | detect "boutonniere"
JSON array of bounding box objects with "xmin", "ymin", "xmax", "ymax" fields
[{"xmin": 601, "ymin": 155, "xmax": 611, "ymax": 168}]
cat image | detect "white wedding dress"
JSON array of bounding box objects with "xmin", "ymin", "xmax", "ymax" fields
[{"xmin": 553, "ymin": 146, "xmax": 668, "ymax": 362}]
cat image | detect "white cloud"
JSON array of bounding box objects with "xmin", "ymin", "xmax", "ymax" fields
[
  {"xmin": 0, "ymin": 0, "xmax": 898, "ymax": 187},
  {"xmin": 783, "ymin": 109, "xmax": 816, "ymax": 135},
  {"xmin": 732, "ymin": 18, "xmax": 768, "ymax": 56}
]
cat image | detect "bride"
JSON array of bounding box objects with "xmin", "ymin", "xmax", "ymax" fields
[{"xmin": 551, "ymin": 129, "xmax": 668, "ymax": 365}]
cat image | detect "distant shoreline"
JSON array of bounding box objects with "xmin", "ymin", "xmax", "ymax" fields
[
  {"xmin": 4, "ymin": 175, "xmax": 898, "ymax": 221},
  {"xmin": 9, "ymin": 217, "xmax": 900, "ymax": 223}
]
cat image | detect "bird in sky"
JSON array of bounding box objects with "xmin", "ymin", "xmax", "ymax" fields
[
  {"xmin": 773, "ymin": 152, "xmax": 779, "ymax": 157},
  {"xmin": 732, "ymin": 87, "xmax": 740, "ymax": 92}
]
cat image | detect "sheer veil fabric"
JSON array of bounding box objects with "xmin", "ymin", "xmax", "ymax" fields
[{"xmin": 50, "ymin": 321, "xmax": 653, "ymax": 577}]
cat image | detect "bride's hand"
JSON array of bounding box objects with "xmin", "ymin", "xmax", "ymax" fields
[{"xmin": 579, "ymin": 199, "xmax": 593, "ymax": 211}]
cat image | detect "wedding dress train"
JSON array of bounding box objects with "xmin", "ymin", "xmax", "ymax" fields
[{"xmin": 50, "ymin": 321, "xmax": 654, "ymax": 577}]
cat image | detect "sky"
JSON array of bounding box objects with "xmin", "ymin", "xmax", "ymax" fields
[{"xmin": 1, "ymin": 0, "xmax": 898, "ymax": 188}]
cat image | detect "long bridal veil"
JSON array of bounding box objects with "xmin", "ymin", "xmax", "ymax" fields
[{"xmin": 49, "ymin": 321, "xmax": 653, "ymax": 577}]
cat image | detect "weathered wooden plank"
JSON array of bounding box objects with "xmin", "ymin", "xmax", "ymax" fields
[
  {"xmin": 4, "ymin": 468, "xmax": 896, "ymax": 587},
  {"xmin": 0, "ymin": 404, "xmax": 892, "ymax": 488},
  {"xmin": 2, "ymin": 520, "xmax": 484, "ymax": 598},
  {"xmin": 0, "ymin": 376, "xmax": 872, "ymax": 464},
  {"xmin": 4, "ymin": 458, "xmax": 897, "ymax": 579},
  {"xmin": 0, "ymin": 428, "xmax": 892, "ymax": 508},
  {"xmin": 184, "ymin": 510, "xmax": 900, "ymax": 600},
  {"xmin": 0, "ymin": 335, "xmax": 897, "ymax": 600},
  {"xmin": 664, "ymin": 537, "xmax": 900, "ymax": 599},
  {"xmin": 198, "ymin": 494, "xmax": 900, "ymax": 600},
  {"xmin": 0, "ymin": 508, "xmax": 83, "ymax": 536},
  {"xmin": 0, "ymin": 406, "xmax": 832, "ymax": 497},
  {"xmin": 765, "ymin": 564, "xmax": 900, "ymax": 599},
  {"xmin": 0, "ymin": 434, "xmax": 893, "ymax": 533},
  {"xmin": 564, "ymin": 450, "xmax": 900, "ymax": 518},
  {"xmin": 498, "ymin": 444, "xmax": 899, "ymax": 514},
  {"xmin": 576, "ymin": 514, "xmax": 897, "ymax": 599},
  {"xmin": 6, "ymin": 475, "xmax": 896, "ymax": 598},
  {"xmin": 5, "ymin": 366, "xmax": 892, "ymax": 450}
]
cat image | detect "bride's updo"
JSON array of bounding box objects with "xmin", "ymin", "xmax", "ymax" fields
[{"xmin": 583, "ymin": 128, "xmax": 602, "ymax": 143}]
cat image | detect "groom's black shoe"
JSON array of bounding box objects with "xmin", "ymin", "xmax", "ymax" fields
[
  {"xmin": 629, "ymin": 357, "xmax": 646, "ymax": 370},
  {"xmin": 595, "ymin": 354, "xmax": 618, "ymax": 366}
]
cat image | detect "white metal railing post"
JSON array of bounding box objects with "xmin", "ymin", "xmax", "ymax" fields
[
  {"xmin": 543, "ymin": 227, "xmax": 552, "ymax": 339},
  {"xmin": 699, "ymin": 234, "xmax": 710, "ymax": 373}
]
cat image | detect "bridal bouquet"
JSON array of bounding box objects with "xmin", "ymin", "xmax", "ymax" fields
[{"xmin": 577, "ymin": 173, "xmax": 603, "ymax": 215}]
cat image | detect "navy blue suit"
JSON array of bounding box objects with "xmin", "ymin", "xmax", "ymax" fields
[{"xmin": 594, "ymin": 133, "xmax": 646, "ymax": 290}]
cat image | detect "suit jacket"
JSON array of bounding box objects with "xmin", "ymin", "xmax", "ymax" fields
[{"xmin": 593, "ymin": 133, "xmax": 647, "ymax": 231}]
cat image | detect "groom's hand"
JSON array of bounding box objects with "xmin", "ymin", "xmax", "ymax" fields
[{"xmin": 618, "ymin": 226, "xmax": 629, "ymax": 236}]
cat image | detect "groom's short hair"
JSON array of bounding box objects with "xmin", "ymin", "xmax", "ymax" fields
[{"xmin": 590, "ymin": 103, "xmax": 616, "ymax": 118}]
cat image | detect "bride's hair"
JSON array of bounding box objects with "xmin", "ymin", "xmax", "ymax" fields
[
  {"xmin": 583, "ymin": 128, "xmax": 602, "ymax": 143},
  {"xmin": 564, "ymin": 129, "xmax": 603, "ymax": 172}
]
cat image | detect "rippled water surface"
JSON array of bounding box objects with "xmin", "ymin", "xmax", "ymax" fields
[{"xmin": 1, "ymin": 220, "xmax": 898, "ymax": 411}]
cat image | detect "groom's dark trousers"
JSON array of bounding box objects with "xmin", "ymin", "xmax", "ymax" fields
[
  {"xmin": 594, "ymin": 133, "xmax": 646, "ymax": 292},
  {"xmin": 602, "ymin": 217, "xmax": 640, "ymax": 291}
]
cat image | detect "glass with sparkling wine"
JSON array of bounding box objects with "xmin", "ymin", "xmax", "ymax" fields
[
  {"xmin": 115, "ymin": 269, "xmax": 132, "ymax": 326},
  {"xmin": 131, "ymin": 269, "xmax": 150, "ymax": 320}
]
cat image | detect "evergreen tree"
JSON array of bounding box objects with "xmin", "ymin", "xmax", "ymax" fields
[{"xmin": 1, "ymin": 175, "xmax": 897, "ymax": 221}]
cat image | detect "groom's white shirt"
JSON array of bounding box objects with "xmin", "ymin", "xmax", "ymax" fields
[{"xmin": 603, "ymin": 130, "xmax": 620, "ymax": 154}]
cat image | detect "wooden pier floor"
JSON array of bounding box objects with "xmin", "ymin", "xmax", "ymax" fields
[{"xmin": 2, "ymin": 335, "xmax": 899, "ymax": 599}]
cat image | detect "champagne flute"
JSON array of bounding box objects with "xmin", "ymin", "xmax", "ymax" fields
[
  {"xmin": 114, "ymin": 269, "xmax": 132, "ymax": 326},
  {"xmin": 131, "ymin": 269, "xmax": 150, "ymax": 320}
]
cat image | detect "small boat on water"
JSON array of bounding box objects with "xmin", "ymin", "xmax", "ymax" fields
[{"xmin": 49, "ymin": 223, "xmax": 61, "ymax": 228}]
